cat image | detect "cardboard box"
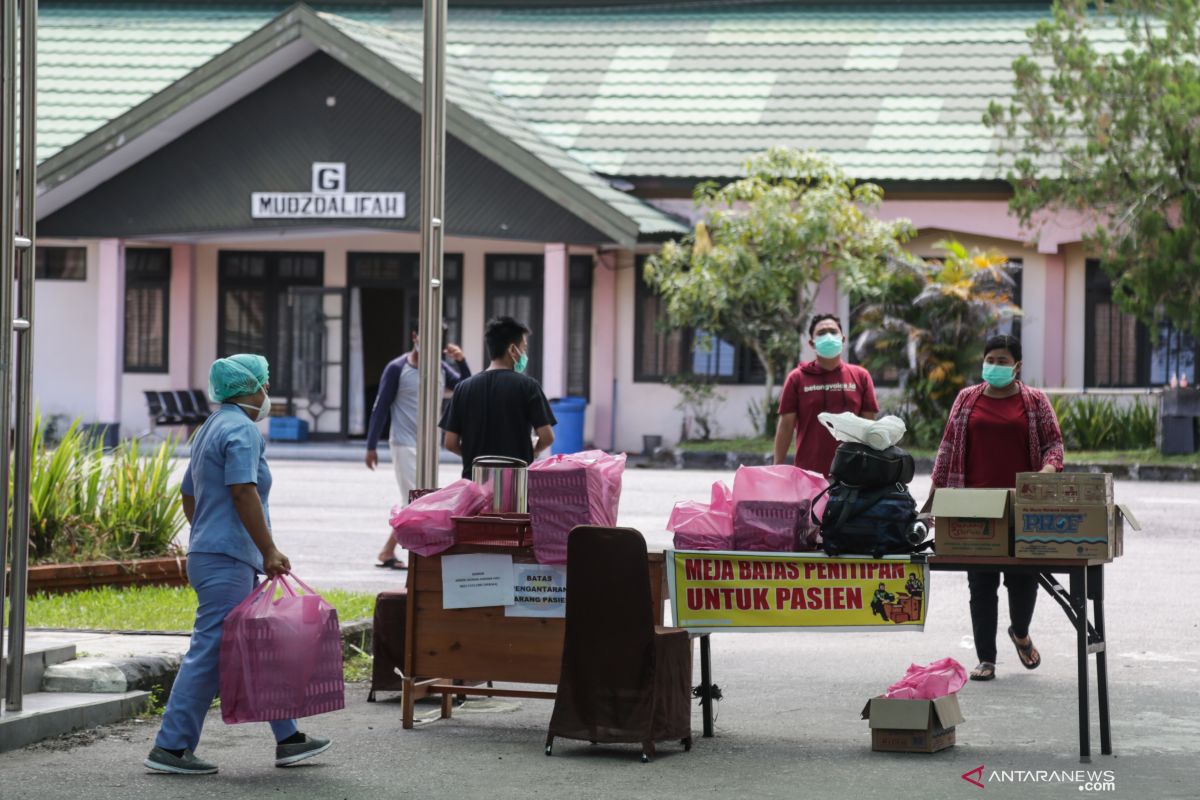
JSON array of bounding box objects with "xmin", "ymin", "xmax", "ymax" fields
[
  {"xmin": 1015, "ymin": 501, "xmax": 1140, "ymax": 561},
  {"xmin": 861, "ymin": 694, "xmax": 965, "ymax": 753},
  {"xmin": 1016, "ymin": 472, "xmax": 1113, "ymax": 505},
  {"xmin": 932, "ymin": 489, "xmax": 1014, "ymax": 557},
  {"xmin": 1013, "ymin": 471, "xmax": 1139, "ymax": 560}
]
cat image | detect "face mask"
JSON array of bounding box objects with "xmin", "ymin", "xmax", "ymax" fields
[
  {"xmin": 982, "ymin": 363, "xmax": 1016, "ymax": 389},
  {"xmin": 814, "ymin": 333, "xmax": 843, "ymax": 359},
  {"xmin": 238, "ymin": 394, "xmax": 271, "ymax": 422},
  {"xmin": 514, "ymin": 352, "xmax": 529, "ymax": 374}
]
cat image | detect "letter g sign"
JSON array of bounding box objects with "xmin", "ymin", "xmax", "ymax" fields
[{"xmin": 312, "ymin": 162, "xmax": 346, "ymax": 194}]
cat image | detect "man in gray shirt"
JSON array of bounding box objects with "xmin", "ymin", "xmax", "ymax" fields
[{"xmin": 364, "ymin": 330, "xmax": 463, "ymax": 568}]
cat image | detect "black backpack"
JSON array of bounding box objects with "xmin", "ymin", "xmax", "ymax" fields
[
  {"xmin": 812, "ymin": 482, "xmax": 927, "ymax": 558},
  {"xmin": 829, "ymin": 443, "xmax": 915, "ymax": 489}
]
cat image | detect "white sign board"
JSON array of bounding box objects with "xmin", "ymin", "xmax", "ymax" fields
[
  {"xmin": 440, "ymin": 554, "xmax": 515, "ymax": 610},
  {"xmin": 251, "ymin": 162, "xmax": 405, "ymax": 219},
  {"xmin": 505, "ymin": 564, "xmax": 568, "ymax": 618}
]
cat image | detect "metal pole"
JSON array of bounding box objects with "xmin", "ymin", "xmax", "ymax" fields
[
  {"xmin": 416, "ymin": 0, "xmax": 447, "ymax": 490},
  {"xmin": 0, "ymin": 0, "xmax": 21, "ymax": 709},
  {"xmin": 5, "ymin": 0, "xmax": 37, "ymax": 710}
]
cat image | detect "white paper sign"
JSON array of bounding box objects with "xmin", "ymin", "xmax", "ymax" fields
[
  {"xmin": 505, "ymin": 564, "xmax": 568, "ymax": 618},
  {"xmin": 441, "ymin": 554, "xmax": 515, "ymax": 610}
]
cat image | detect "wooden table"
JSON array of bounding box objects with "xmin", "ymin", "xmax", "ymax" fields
[
  {"xmin": 693, "ymin": 553, "xmax": 1113, "ymax": 763},
  {"xmin": 927, "ymin": 554, "xmax": 1112, "ymax": 763},
  {"xmin": 401, "ymin": 544, "xmax": 667, "ymax": 729}
]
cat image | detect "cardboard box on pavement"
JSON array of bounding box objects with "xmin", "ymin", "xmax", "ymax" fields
[
  {"xmin": 861, "ymin": 693, "xmax": 965, "ymax": 753},
  {"xmin": 931, "ymin": 489, "xmax": 1013, "ymax": 557}
]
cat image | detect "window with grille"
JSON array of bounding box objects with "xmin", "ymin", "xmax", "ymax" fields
[
  {"xmin": 36, "ymin": 246, "xmax": 87, "ymax": 280},
  {"xmin": 633, "ymin": 256, "xmax": 764, "ymax": 384},
  {"xmin": 1084, "ymin": 260, "xmax": 1165, "ymax": 387},
  {"xmin": 567, "ymin": 255, "xmax": 593, "ymax": 399},
  {"xmin": 485, "ymin": 254, "xmax": 544, "ymax": 383},
  {"xmin": 218, "ymin": 251, "xmax": 324, "ymax": 395},
  {"xmin": 124, "ymin": 248, "xmax": 171, "ymax": 373}
]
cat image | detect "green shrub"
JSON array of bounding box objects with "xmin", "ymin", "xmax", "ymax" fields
[
  {"xmin": 1062, "ymin": 396, "xmax": 1118, "ymax": 450},
  {"xmin": 1113, "ymin": 398, "xmax": 1158, "ymax": 450},
  {"xmin": 1052, "ymin": 396, "xmax": 1158, "ymax": 451},
  {"xmin": 19, "ymin": 413, "xmax": 185, "ymax": 563}
]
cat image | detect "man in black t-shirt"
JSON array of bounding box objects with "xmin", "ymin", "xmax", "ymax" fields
[{"xmin": 439, "ymin": 316, "xmax": 556, "ymax": 478}]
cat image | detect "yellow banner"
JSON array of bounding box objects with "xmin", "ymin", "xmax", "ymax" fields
[{"xmin": 667, "ymin": 550, "xmax": 929, "ymax": 632}]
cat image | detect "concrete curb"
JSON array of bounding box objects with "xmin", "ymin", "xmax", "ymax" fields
[
  {"xmin": 39, "ymin": 618, "xmax": 374, "ymax": 696},
  {"xmin": 667, "ymin": 450, "xmax": 1198, "ymax": 480}
]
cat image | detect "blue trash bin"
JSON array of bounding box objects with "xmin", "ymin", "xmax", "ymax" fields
[{"xmin": 549, "ymin": 396, "xmax": 587, "ymax": 455}]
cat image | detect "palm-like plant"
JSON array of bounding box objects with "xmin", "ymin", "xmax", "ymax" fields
[{"xmin": 854, "ymin": 240, "xmax": 1022, "ymax": 445}]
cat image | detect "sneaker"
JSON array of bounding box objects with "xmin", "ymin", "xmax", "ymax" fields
[
  {"xmin": 275, "ymin": 733, "xmax": 333, "ymax": 767},
  {"xmin": 144, "ymin": 746, "xmax": 218, "ymax": 775}
]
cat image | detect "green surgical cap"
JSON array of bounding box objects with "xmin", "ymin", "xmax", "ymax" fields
[{"xmin": 208, "ymin": 354, "xmax": 270, "ymax": 403}]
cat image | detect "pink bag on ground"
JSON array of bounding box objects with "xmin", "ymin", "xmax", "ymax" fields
[
  {"xmin": 528, "ymin": 451, "xmax": 626, "ymax": 564},
  {"xmin": 390, "ymin": 479, "xmax": 488, "ymax": 556},
  {"xmin": 219, "ymin": 574, "xmax": 345, "ymax": 724},
  {"xmin": 884, "ymin": 658, "xmax": 968, "ymax": 700},
  {"xmin": 668, "ymin": 481, "xmax": 734, "ymax": 550}
]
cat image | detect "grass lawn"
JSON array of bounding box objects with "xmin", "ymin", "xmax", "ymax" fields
[
  {"xmin": 676, "ymin": 438, "xmax": 1197, "ymax": 466},
  {"xmin": 11, "ymin": 584, "xmax": 377, "ymax": 631}
]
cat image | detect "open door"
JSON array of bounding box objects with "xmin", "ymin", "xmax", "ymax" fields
[{"xmin": 284, "ymin": 287, "xmax": 347, "ymax": 437}]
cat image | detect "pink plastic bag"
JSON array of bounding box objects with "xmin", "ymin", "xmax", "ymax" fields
[
  {"xmin": 528, "ymin": 451, "xmax": 626, "ymax": 563},
  {"xmin": 731, "ymin": 466, "xmax": 828, "ymax": 552},
  {"xmin": 219, "ymin": 574, "xmax": 345, "ymax": 724},
  {"xmin": 390, "ymin": 479, "xmax": 488, "ymax": 556},
  {"xmin": 668, "ymin": 481, "xmax": 735, "ymax": 550},
  {"xmin": 709, "ymin": 480, "xmax": 733, "ymax": 514},
  {"xmin": 732, "ymin": 464, "xmax": 829, "ymax": 515},
  {"xmin": 884, "ymin": 658, "xmax": 968, "ymax": 700}
]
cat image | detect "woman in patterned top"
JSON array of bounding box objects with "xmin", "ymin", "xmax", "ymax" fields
[{"xmin": 931, "ymin": 334, "xmax": 1064, "ymax": 682}]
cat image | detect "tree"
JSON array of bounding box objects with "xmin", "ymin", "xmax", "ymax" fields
[
  {"xmin": 984, "ymin": 0, "xmax": 1200, "ymax": 336},
  {"xmin": 644, "ymin": 147, "xmax": 916, "ymax": 436},
  {"xmin": 854, "ymin": 241, "xmax": 1021, "ymax": 446}
]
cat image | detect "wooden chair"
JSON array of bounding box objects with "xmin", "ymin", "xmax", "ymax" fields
[{"xmin": 544, "ymin": 526, "xmax": 692, "ymax": 763}]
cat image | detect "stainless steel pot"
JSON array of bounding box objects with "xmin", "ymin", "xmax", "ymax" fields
[{"xmin": 471, "ymin": 455, "xmax": 528, "ymax": 513}]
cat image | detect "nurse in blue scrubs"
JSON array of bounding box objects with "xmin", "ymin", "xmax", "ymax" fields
[{"xmin": 144, "ymin": 354, "xmax": 332, "ymax": 775}]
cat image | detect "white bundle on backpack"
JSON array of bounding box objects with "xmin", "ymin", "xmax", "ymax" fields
[{"xmin": 818, "ymin": 412, "xmax": 907, "ymax": 451}]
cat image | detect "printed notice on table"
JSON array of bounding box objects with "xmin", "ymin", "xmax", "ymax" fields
[
  {"xmin": 505, "ymin": 564, "xmax": 568, "ymax": 618},
  {"xmin": 441, "ymin": 554, "xmax": 515, "ymax": 609}
]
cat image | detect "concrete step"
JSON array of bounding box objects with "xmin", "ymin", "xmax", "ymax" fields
[
  {"xmin": 0, "ymin": 690, "xmax": 149, "ymax": 753},
  {"xmin": 1, "ymin": 638, "xmax": 78, "ymax": 695}
]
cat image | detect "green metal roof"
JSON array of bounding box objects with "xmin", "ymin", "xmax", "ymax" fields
[
  {"xmin": 36, "ymin": 2, "xmax": 1075, "ymax": 187},
  {"xmin": 37, "ymin": 4, "xmax": 686, "ymax": 240}
]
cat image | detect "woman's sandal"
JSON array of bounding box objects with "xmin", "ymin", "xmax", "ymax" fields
[
  {"xmin": 1009, "ymin": 626, "xmax": 1041, "ymax": 670},
  {"xmin": 374, "ymin": 557, "xmax": 407, "ymax": 570},
  {"xmin": 970, "ymin": 662, "xmax": 996, "ymax": 681}
]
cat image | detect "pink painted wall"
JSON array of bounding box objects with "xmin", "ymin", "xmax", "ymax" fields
[
  {"xmin": 590, "ymin": 250, "xmax": 618, "ymax": 449},
  {"xmin": 542, "ymin": 243, "xmax": 569, "ymax": 398},
  {"xmin": 169, "ymin": 244, "xmax": 194, "ymax": 389},
  {"xmin": 1043, "ymin": 253, "xmax": 1067, "ymax": 387},
  {"xmin": 95, "ymin": 238, "xmax": 124, "ymax": 425},
  {"xmin": 648, "ymin": 196, "xmax": 1091, "ymax": 254}
]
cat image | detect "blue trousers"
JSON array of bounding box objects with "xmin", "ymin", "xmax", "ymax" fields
[{"xmin": 156, "ymin": 552, "xmax": 297, "ymax": 752}]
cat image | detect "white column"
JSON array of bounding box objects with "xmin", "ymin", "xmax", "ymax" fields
[
  {"xmin": 95, "ymin": 239, "xmax": 125, "ymax": 431},
  {"xmin": 542, "ymin": 242, "xmax": 569, "ymax": 397}
]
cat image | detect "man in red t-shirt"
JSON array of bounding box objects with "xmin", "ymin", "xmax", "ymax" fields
[{"xmin": 773, "ymin": 314, "xmax": 879, "ymax": 475}]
